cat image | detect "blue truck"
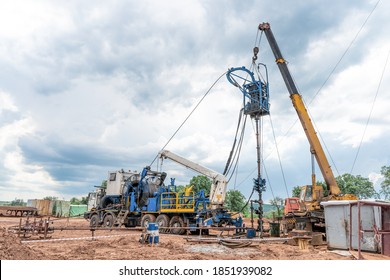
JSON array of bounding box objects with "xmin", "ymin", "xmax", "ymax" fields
[{"xmin": 84, "ymin": 154, "xmax": 243, "ymax": 234}]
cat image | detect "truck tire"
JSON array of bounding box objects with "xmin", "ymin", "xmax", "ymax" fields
[
  {"xmin": 90, "ymin": 214, "xmax": 99, "ymax": 227},
  {"xmin": 140, "ymin": 214, "xmax": 156, "ymax": 228},
  {"xmin": 103, "ymin": 214, "xmax": 114, "ymax": 228},
  {"xmin": 169, "ymin": 216, "xmax": 186, "ymax": 235},
  {"xmin": 156, "ymin": 214, "xmax": 170, "ymax": 232}
]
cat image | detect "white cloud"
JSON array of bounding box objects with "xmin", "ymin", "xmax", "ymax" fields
[
  {"xmin": 309, "ymin": 43, "xmax": 390, "ymax": 148},
  {"xmin": 0, "ymin": 96, "xmax": 61, "ymax": 200},
  {"xmin": 369, "ymin": 171, "xmax": 383, "ymax": 186},
  {"xmin": 0, "ymin": 90, "xmax": 18, "ymax": 113},
  {"xmin": 3, "ymin": 150, "xmax": 60, "ymax": 196},
  {"xmin": 0, "ymin": 118, "xmax": 32, "ymax": 149},
  {"xmin": 368, "ymin": 171, "xmax": 384, "ymax": 195}
]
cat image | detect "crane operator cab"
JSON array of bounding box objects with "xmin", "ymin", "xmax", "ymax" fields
[{"xmin": 299, "ymin": 185, "xmax": 325, "ymax": 212}]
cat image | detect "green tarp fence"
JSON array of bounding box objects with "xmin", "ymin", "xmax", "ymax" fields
[{"xmin": 69, "ymin": 205, "xmax": 88, "ymax": 217}]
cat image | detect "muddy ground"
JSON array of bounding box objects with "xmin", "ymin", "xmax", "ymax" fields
[{"xmin": 0, "ymin": 216, "xmax": 375, "ymax": 260}]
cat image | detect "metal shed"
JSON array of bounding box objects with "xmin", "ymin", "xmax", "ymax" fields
[{"xmin": 322, "ymin": 200, "xmax": 390, "ymax": 258}]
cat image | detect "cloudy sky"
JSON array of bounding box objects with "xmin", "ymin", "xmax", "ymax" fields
[{"xmin": 0, "ymin": 0, "xmax": 389, "ymax": 203}]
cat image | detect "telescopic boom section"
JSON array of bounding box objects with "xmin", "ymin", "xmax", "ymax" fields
[
  {"xmin": 258, "ymin": 22, "xmax": 340, "ymax": 195},
  {"xmin": 158, "ymin": 150, "xmax": 228, "ymax": 208}
]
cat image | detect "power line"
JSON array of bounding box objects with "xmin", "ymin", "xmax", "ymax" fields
[
  {"xmin": 307, "ymin": 0, "xmax": 381, "ymax": 106},
  {"xmin": 350, "ymin": 47, "xmax": 390, "ymax": 173},
  {"xmin": 269, "ymin": 113, "xmax": 290, "ymax": 198}
]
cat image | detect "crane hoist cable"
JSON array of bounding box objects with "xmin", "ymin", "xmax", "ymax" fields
[
  {"xmin": 350, "ymin": 47, "xmax": 390, "ymax": 174},
  {"xmin": 268, "ymin": 113, "xmax": 290, "ymax": 198},
  {"xmin": 262, "ymin": 156, "xmax": 279, "ymax": 207},
  {"xmin": 149, "ymin": 71, "xmax": 227, "ymax": 167}
]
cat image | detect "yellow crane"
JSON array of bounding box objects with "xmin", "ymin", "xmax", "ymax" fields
[{"xmin": 258, "ymin": 22, "xmax": 357, "ymax": 228}]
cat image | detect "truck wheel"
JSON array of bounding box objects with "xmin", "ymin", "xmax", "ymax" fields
[
  {"xmin": 140, "ymin": 214, "xmax": 156, "ymax": 228},
  {"xmin": 103, "ymin": 214, "xmax": 114, "ymax": 228},
  {"xmin": 169, "ymin": 216, "xmax": 186, "ymax": 235},
  {"xmin": 156, "ymin": 214, "xmax": 170, "ymax": 233},
  {"xmin": 90, "ymin": 214, "xmax": 99, "ymax": 227}
]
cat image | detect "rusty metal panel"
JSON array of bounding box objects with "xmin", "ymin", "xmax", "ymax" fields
[
  {"xmin": 382, "ymin": 207, "xmax": 390, "ymax": 256},
  {"xmin": 351, "ymin": 204, "xmax": 381, "ymax": 252},
  {"xmin": 35, "ymin": 199, "xmax": 52, "ymax": 216}
]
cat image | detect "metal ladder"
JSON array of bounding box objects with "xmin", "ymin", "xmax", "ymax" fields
[{"xmin": 114, "ymin": 210, "xmax": 129, "ymax": 226}]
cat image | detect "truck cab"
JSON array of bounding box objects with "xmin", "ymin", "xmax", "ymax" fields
[{"xmin": 283, "ymin": 197, "xmax": 300, "ymax": 216}]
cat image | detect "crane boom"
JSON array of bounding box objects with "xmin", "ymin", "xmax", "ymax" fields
[
  {"xmin": 258, "ymin": 22, "xmax": 340, "ymax": 195},
  {"xmin": 158, "ymin": 150, "xmax": 227, "ymax": 208}
]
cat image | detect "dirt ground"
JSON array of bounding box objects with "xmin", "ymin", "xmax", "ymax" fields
[{"xmin": 0, "ymin": 216, "xmax": 375, "ymax": 260}]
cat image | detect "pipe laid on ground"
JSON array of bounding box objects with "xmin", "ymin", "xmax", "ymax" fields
[{"xmin": 184, "ymin": 237, "xmax": 291, "ymax": 243}]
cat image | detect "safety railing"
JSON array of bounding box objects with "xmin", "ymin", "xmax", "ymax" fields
[{"xmin": 160, "ymin": 191, "xmax": 195, "ymax": 213}]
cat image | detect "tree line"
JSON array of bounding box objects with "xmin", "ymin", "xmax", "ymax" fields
[{"xmin": 291, "ymin": 166, "xmax": 390, "ymax": 200}]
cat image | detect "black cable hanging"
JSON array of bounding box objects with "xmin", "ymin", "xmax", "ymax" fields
[
  {"xmin": 226, "ymin": 115, "xmax": 247, "ymax": 183},
  {"xmin": 149, "ymin": 71, "xmax": 227, "ymax": 166},
  {"xmin": 223, "ymin": 109, "xmax": 244, "ymax": 175}
]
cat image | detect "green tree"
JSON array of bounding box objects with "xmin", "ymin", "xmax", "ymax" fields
[
  {"xmin": 380, "ymin": 166, "xmax": 390, "ymax": 200},
  {"xmin": 291, "ymin": 173, "xmax": 377, "ymax": 201},
  {"xmin": 225, "ymin": 189, "xmax": 249, "ymax": 216},
  {"xmin": 175, "ymin": 185, "xmax": 185, "ymax": 193},
  {"xmin": 292, "ymin": 186, "xmax": 301, "ymax": 197},
  {"xmin": 80, "ymin": 196, "xmax": 88, "ymax": 204},
  {"xmin": 10, "ymin": 198, "xmax": 26, "ymax": 206},
  {"xmin": 291, "ymin": 181, "xmax": 327, "ymax": 198},
  {"xmin": 70, "ymin": 197, "xmax": 88, "ymax": 205},
  {"xmin": 316, "ymin": 181, "xmax": 329, "ymax": 196},
  {"xmin": 189, "ymin": 175, "xmax": 212, "ymax": 195},
  {"xmin": 336, "ymin": 173, "xmax": 377, "ymax": 199},
  {"xmin": 70, "ymin": 197, "xmax": 81, "ymax": 205},
  {"xmin": 269, "ymin": 196, "xmax": 284, "ymax": 216}
]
